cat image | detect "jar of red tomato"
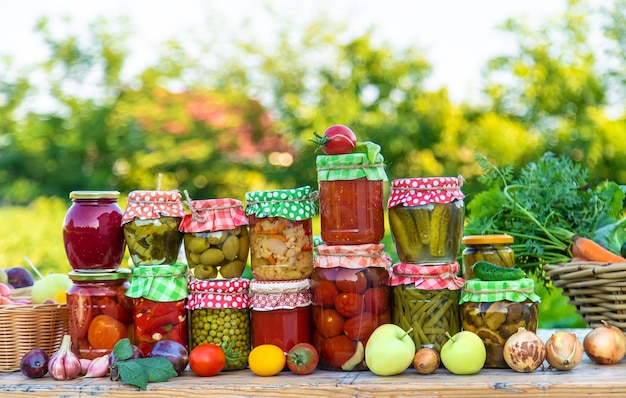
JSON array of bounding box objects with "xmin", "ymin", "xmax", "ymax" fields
[
  {"xmin": 316, "ymin": 147, "xmax": 388, "ymax": 245},
  {"xmin": 63, "ymin": 191, "xmax": 126, "ymax": 272},
  {"xmin": 66, "ymin": 269, "xmax": 133, "ymax": 359},
  {"xmin": 122, "ymin": 190, "xmax": 186, "ymax": 266},
  {"xmin": 245, "ymin": 186, "xmax": 316, "ymax": 281},
  {"xmin": 249, "ymin": 279, "xmax": 311, "ymax": 353},
  {"xmin": 125, "ymin": 263, "xmax": 189, "ymax": 355},
  {"xmin": 180, "ymin": 197, "xmax": 250, "ymax": 280},
  {"xmin": 311, "ymin": 243, "xmax": 391, "ymax": 371}
]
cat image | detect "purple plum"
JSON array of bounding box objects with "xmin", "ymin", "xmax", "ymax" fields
[
  {"xmin": 147, "ymin": 340, "xmax": 189, "ymax": 375},
  {"xmin": 20, "ymin": 349, "xmax": 49, "ymax": 378},
  {"xmin": 6, "ymin": 267, "xmax": 35, "ymax": 288}
]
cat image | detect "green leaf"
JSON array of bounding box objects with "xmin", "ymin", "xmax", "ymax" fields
[
  {"xmin": 354, "ymin": 141, "xmax": 382, "ymax": 164},
  {"xmin": 117, "ymin": 360, "xmax": 149, "ymax": 390},
  {"xmin": 133, "ymin": 357, "xmax": 178, "ymax": 382},
  {"xmin": 113, "ymin": 338, "xmax": 134, "ymax": 361}
]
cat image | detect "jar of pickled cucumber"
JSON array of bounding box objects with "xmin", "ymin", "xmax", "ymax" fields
[
  {"xmin": 460, "ymin": 278, "xmax": 540, "ymax": 368},
  {"xmin": 187, "ymin": 278, "xmax": 250, "ymax": 370},
  {"xmin": 311, "ymin": 243, "xmax": 391, "ymax": 371},
  {"xmin": 250, "ymin": 279, "xmax": 311, "ymax": 353},
  {"xmin": 66, "ymin": 269, "xmax": 133, "ymax": 359},
  {"xmin": 122, "ymin": 190, "xmax": 186, "ymax": 266},
  {"xmin": 180, "ymin": 197, "xmax": 249, "ymax": 280},
  {"xmin": 244, "ymin": 186, "xmax": 316, "ymax": 281},
  {"xmin": 316, "ymin": 148, "xmax": 387, "ymax": 245},
  {"xmin": 389, "ymin": 262, "xmax": 464, "ymax": 353},
  {"xmin": 125, "ymin": 263, "xmax": 189, "ymax": 355},
  {"xmin": 387, "ymin": 177, "xmax": 465, "ymax": 265},
  {"xmin": 462, "ymin": 234, "xmax": 515, "ymax": 279}
]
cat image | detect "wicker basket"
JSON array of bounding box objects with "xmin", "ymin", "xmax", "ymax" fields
[
  {"xmin": 0, "ymin": 287, "xmax": 68, "ymax": 372},
  {"xmin": 545, "ymin": 261, "xmax": 626, "ymax": 331}
]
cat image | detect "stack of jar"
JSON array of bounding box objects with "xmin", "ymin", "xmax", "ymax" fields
[
  {"xmin": 312, "ymin": 148, "xmax": 392, "ymax": 371},
  {"xmin": 62, "ymin": 191, "xmax": 134, "ymax": 359},
  {"xmin": 386, "ymin": 177, "xmax": 466, "ymax": 353},
  {"xmin": 244, "ymin": 186, "xmax": 317, "ymax": 355}
]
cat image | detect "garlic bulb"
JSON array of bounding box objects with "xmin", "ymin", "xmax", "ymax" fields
[{"xmin": 48, "ymin": 334, "xmax": 81, "ymax": 380}]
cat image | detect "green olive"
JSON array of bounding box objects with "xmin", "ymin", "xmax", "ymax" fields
[
  {"xmin": 237, "ymin": 232, "xmax": 250, "ymax": 263},
  {"xmin": 200, "ymin": 248, "xmax": 225, "ymax": 266},
  {"xmin": 219, "ymin": 260, "xmax": 245, "ymax": 279},
  {"xmin": 194, "ymin": 264, "xmax": 218, "ymax": 279},
  {"xmin": 187, "ymin": 236, "xmax": 210, "ymax": 254},
  {"xmin": 221, "ymin": 235, "xmax": 240, "ymax": 261},
  {"xmin": 207, "ymin": 231, "xmax": 227, "ymax": 245}
]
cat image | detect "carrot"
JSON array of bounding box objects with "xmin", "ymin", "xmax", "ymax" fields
[{"xmin": 572, "ymin": 235, "xmax": 626, "ymax": 263}]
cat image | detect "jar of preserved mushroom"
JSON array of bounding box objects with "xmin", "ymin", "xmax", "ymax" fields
[
  {"xmin": 460, "ymin": 278, "xmax": 540, "ymax": 368},
  {"xmin": 461, "ymin": 234, "xmax": 515, "ymax": 279},
  {"xmin": 244, "ymin": 186, "xmax": 316, "ymax": 281}
]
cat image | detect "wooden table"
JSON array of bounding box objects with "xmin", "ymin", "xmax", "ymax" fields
[{"xmin": 0, "ymin": 329, "xmax": 621, "ymax": 397}]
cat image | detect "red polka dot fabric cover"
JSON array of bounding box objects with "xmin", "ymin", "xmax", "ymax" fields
[
  {"xmin": 387, "ymin": 177, "xmax": 465, "ymax": 208},
  {"xmin": 187, "ymin": 278, "xmax": 250, "ymax": 310},
  {"xmin": 122, "ymin": 190, "xmax": 186, "ymax": 224}
]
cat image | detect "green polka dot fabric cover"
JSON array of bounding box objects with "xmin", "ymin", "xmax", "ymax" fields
[{"xmin": 244, "ymin": 185, "xmax": 317, "ymax": 221}]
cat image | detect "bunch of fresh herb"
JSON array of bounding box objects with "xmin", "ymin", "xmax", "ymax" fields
[
  {"xmin": 464, "ymin": 152, "xmax": 625, "ymax": 287},
  {"xmin": 110, "ymin": 338, "xmax": 178, "ymax": 390}
]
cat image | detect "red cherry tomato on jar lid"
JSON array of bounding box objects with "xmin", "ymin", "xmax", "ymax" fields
[{"xmin": 312, "ymin": 125, "xmax": 357, "ymax": 155}]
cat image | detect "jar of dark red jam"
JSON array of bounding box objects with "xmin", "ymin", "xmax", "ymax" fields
[
  {"xmin": 249, "ymin": 279, "xmax": 311, "ymax": 353},
  {"xmin": 66, "ymin": 269, "xmax": 133, "ymax": 359},
  {"xmin": 63, "ymin": 191, "xmax": 125, "ymax": 272},
  {"xmin": 317, "ymin": 150, "xmax": 388, "ymax": 245}
]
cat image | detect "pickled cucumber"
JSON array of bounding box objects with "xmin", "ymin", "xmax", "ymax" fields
[{"xmin": 472, "ymin": 261, "xmax": 525, "ymax": 281}]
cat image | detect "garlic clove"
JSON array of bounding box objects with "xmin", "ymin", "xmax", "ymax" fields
[
  {"xmin": 84, "ymin": 354, "xmax": 111, "ymax": 378},
  {"xmin": 48, "ymin": 334, "xmax": 82, "ymax": 380},
  {"xmin": 79, "ymin": 358, "xmax": 92, "ymax": 376}
]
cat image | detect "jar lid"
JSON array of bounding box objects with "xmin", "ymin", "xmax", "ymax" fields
[
  {"xmin": 249, "ymin": 279, "xmax": 311, "ymax": 310},
  {"xmin": 125, "ymin": 263, "xmax": 188, "ymax": 302},
  {"xmin": 387, "ymin": 177, "xmax": 465, "ymax": 208},
  {"xmin": 314, "ymin": 243, "xmax": 392, "ymax": 269},
  {"xmin": 460, "ymin": 278, "xmax": 541, "ymax": 304},
  {"xmin": 122, "ymin": 190, "xmax": 186, "ymax": 224},
  {"xmin": 187, "ymin": 278, "xmax": 250, "ymax": 310},
  {"xmin": 462, "ymin": 234, "xmax": 514, "ymax": 245},
  {"xmin": 316, "ymin": 153, "xmax": 387, "ymax": 182},
  {"xmin": 179, "ymin": 198, "xmax": 248, "ymax": 233},
  {"xmin": 244, "ymin": 186, "xmax": 316, "ymax": 221},
  {"xmin": 69, "ymin": 268, "xmax": 131, "ymax": 281},
  {"xmin": 69, "ymin": 190, "xmax": 120, "ymax": 200},
  {"xmin": 389, "ymin": 262, "xmax": 465, "ymax": 290}
]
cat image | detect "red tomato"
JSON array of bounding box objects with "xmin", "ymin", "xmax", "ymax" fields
[
  {"xmin": 312, "ymin": 125, "xmax": 357, "ymax": 155},
  {"xmin": 343, "ymin": 312, "xmax": 379, "ymax": 341},
  {"xmin": 315, "ymin": 308, "xmax": 345, "ymax": 338},
  {"xmin": 362, "ymin": 287, "xmax": 389, "ymax": 314},
  {"xmin": 286, "ymin": 343, "xmax": 319, "ymax": 375},
  {"xmin": 335, "ymin": 268, "xmax": 367, "ymax": 294},
  {"xmin": 334, "ymin": 292, "xmax": 363, "ymax": 318},
  {"xmin": 322, "ymin": 335, "xmax": 356, "ymax": 369},
  {"xmin": 363, "ymin": 267, "xmax": 387, "ymax": 288},
  {"xmin": 71, "ymin": 289, "xmax": 93, "ymax": 340},
  {"xmin": 312, "ymin": 280, "xmax": 339, "ymax": 307},
  {"xmin": 87, "ymin": 314, "xmax": 128, "ymax": 350},
  {"xmin": 189, "ymin": 343, "xmax": 226, "ymax": 377}
]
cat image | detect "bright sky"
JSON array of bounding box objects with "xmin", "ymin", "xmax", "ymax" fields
[{"xmin": 1, "ymin": 0, "xmax": 571, "ymax": 104}]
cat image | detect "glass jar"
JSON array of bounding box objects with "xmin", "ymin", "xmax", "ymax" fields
[
  {"xmin": 187, "ymin": 279, "xmax": 251, "ymax": 370},
  {"xmin": 316, "ymin": 151, "xmax": 387, "ymax": 245},
  {"xmin": 311, "ymin": 244, "xmax": 391, "ymax": 371},
  {"xmin": 387, "ymin": 177, "xmax": 465, "ymax": 265},
  {"xmin": 180, "ymin": 198, "xmax": 249, "ymax": 280},
  {"xmin": 462, "ymin": 234, "xmax": 515, "ymax": 279},
  {"xmin": 66, "ymin": 269, "xmax": 133, "ymax": 359},
  {"xmin": 250, "ymin": 279, "xmax": 311, "ymax": 353},
  {"xmin": 245, "ymin": 186, "xmax": 316, "ymax": 281},
  {"xmin": 125, "ymin": 263, "xmax": 189, "ymax": 355},
  {"xmin": 122, "ymin": 190, "xmax": 186, "ymax": 266},
  {"xmin": 460, "ymin": 278, "xmax": 540, "ymax": 368},
  {"xmin": 390, "ymin": 263, "xmax": 464, "ymax": 353},
  {"xmin": 62, "ymin": 191, "xmax": 125, "ymax": 272}
]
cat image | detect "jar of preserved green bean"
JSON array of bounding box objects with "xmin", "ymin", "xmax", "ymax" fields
[
  {"xmin": 461, "ymin": 234, "xmax": 515, "ymax": 279},
  {"xmin": 390, "ymin": 262, "xmax": 464, "ymax": 353},
  {"xmin": 460, "ymin": 278, "xmax": 540, "ymax": 368},
  {"xmin": 187, "ymin": 278, "xmax": 251, "ymax": 370}
]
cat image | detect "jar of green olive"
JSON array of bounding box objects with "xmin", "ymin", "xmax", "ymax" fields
[
  {"xmin": 461, "ymin": 234, "xmax": 515, "ymax": 279},
  {"xmin": 187, "ymin": 278, "xmax": 251, "ymax": 370}
]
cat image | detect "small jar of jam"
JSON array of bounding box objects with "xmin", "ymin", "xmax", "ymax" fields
[
  {"xmin": 462, "ymin": 234, "xmax": 515, "ymax": 279},
  {"xmin": 66, "ymin": 269, "xmax": 133, "ymax": 359},
  {"xmin": 390, "ymin": 262, "xmax": 464, "ymax": 352},
  {"xmin": 188, "ymin": 279, "xmax": 251, "ymax": 370},
  {"xmin": 180, "ymin": 197, "xmax": 250, "ymax": 280},
  {"xmin": 317, "ymin": 150, "xmax": 387, "ymax": 245},
  {"xmin": 311, "ymin": 243, "xmax": 391, "ymax": 371},
  {"xmin": 460, "ymin": 278, "xmax": 540, "ymax": 368},
  {"xmin": 122, "ymin": 190, "xmax": 186, "ymax": 266},
  {"xmin": 63, "ymin": 191, "xmax": 125, "ymax": 272},
  {"xmin": 245, "ymin": 186, "xmax": 316, "ymax": 281},
  {"xmin": 125, "ymin": 263, "xmax": 189, "ymax": 355},
  {"xmin": 249, "ymin": 279, "xmax": 311, "ymax": 353},
  {"xmin": 387, "ymin": 177, "xmax": 465, "ymax": 265}
]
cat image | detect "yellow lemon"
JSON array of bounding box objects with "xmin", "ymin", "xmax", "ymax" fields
[{"xmin": 248, "ymin": 344, "xmax": 286, "ymax": 376}]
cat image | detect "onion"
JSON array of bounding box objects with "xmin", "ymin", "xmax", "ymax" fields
[
  {"xmin": 413, "ymin": 346, "xmax": 440, "ymax": 375},
  {"xmin": 583, "ymin": 320, "xmax": 626, "ymax": 365},
  {"xmin": 545, "ymin": 331, "xmax": 583, "ymax": 371},
  {"xmin": 503, "ymin": 327, "xmax": 546, "ymax": 373}
]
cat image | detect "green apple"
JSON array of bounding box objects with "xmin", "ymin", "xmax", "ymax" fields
[
  {"xmin": 365, "ymin": 324, "xmax": 416, "ymax": 376},
  {"xmin": 31, "ymin": 273, "xmax": 72, "ymax": 304},
  {"xmin": 0, "ymin": 269, "xmax": 7, "ymax": 285},
  {"xmin": 440, "ymin": 331, "xmax": 486, "ymax": 375}
]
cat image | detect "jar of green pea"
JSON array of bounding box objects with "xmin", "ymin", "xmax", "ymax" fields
[{"xmin": 187, "ymin": 278, "xmax": 251, "ymax": 370}]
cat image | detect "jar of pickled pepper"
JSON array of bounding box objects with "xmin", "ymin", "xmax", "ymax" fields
[
  {"xmin": 122, "ymin": 190, "xmax": 186, "ymax": 266},
  {"xmin": 460, "ymin": 278, "xmax": 540, "ymax": 368},
  {"xmin": 125, "ymin": 263, "xmax": 189, "ymax": 355},
  {"xmin": 66, "ymin": 269, "xmax": 133, "ymax": 359},
  {"xmin": 180, "ymin": 197, "xmax": 249, "ymax": 280},
  {"xmin": 187, "ymin": 279, "xmax": 251, "ymax": 370},
  {"xmin": 244, "ymin": 186, "xmax": 316, "ymax": 281},
  {"xmin": 311, "ymin": 243, "xmax": 391, "ymax": 371},
  {"xmin": 63, "ymin": 191, "xmax": 126, "ymax": 272},
  {"xmin": 462, "ymin": 234, "xmax": 515, "ymax": 279},
  {"xmin": 389, "ymin": 262, "xmax": 464, "ymax": 353},
  {"xmin": 387, "ymin": 177, "xmax": 465, "ymax": 265}
]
